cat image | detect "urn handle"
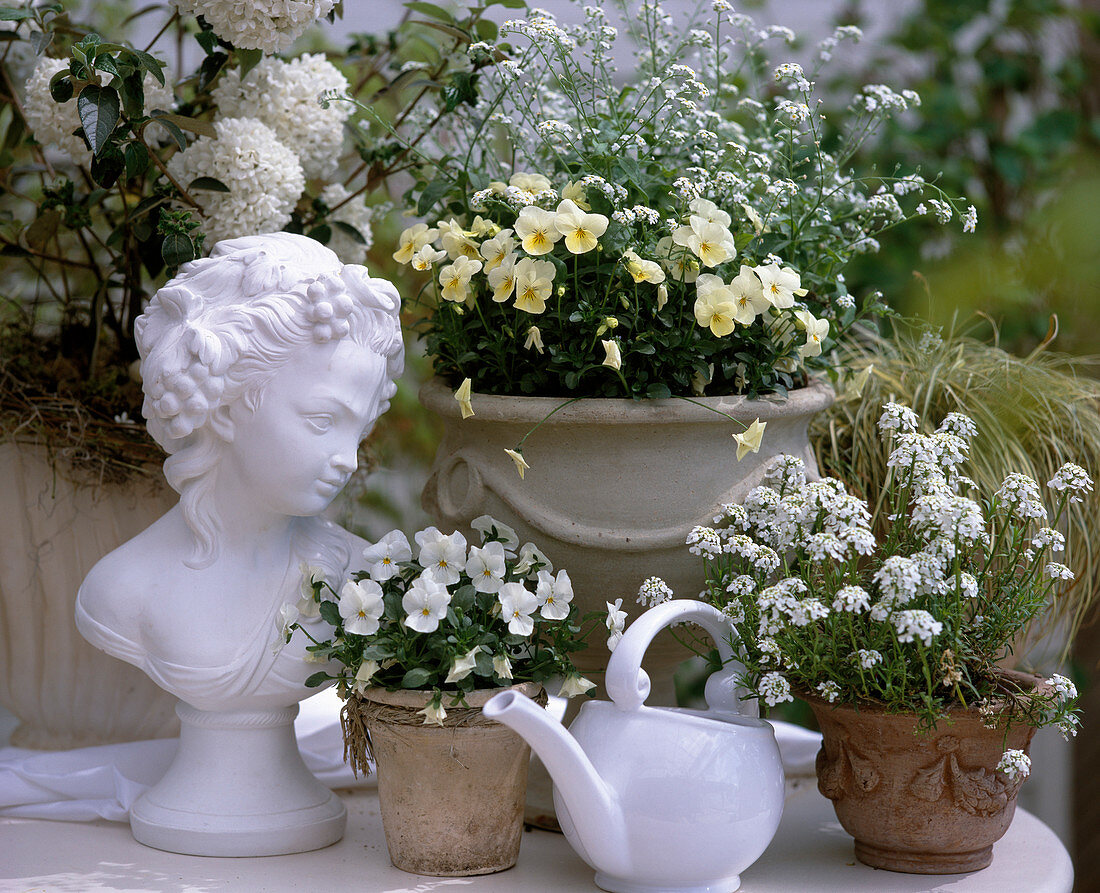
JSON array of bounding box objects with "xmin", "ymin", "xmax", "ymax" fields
[{"xmin": 605, "ymin": 599, "xmax": 753, "ymax": 717}]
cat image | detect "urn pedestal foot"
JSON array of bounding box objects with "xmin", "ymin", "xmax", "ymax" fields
[
  {"xmin": 130, "ymin": 702, "xmax": 346, "ymax": 857},
  {"xmin": 593, "ymin": 871, "xmax": 742, "ymax": 893},
  {"xmin": 853, "ymin": 839, "xmax": 993, "ymax": 875}
]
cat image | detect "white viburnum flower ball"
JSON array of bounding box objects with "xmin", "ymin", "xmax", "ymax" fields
[
  {"xmin": 167, "ymin": 117, "xmax": 305, "ymax": 245},
  {"xmin": 319, "ymin": 183, "xmax": 374, "ymax": 264},
  {"xmin": 23, "ymin": 57, "xmax": 91, "ymax": 165},
  {"xmin": 24, "ymin": 58, "xmax": 177, "ymax": 168},
  {"xmin": 211, "ymin": 54, "xmax": 351, "ymax": 178},
  {"xmin": 172, "ymin": 0, "xmax": 336, "ymax": 53}
]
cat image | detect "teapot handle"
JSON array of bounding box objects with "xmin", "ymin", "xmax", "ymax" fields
[{"xmin": 605, "ymin": 599, "xmax": 756, "ymax": 717}]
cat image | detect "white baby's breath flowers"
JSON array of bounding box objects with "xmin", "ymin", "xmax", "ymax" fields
[
  {"xmin": 172, "ymin": 0, "xmax": 336, "ymax": 53},
  {"xmin": 995, "ymin": 749, "xmax": 1031, "ymax": 782},
  {"xmin": 212, "ymin": 54, "xmax": 351, "ymax": 178},
  {"xmin": 167, "ymin": 117, "xmax": 305, "ymax": 244}
]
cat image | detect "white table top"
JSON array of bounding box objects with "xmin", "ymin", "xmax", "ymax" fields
[{"xmin": 0, "ymin": 778, "xmax": 1072, "ymax": 893}]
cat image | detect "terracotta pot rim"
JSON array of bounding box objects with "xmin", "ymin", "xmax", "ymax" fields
[
  {"xmin": 796, "ymin": 668, "xmax": 1051, "ymax": 721},
  {"xmin": 419, "ymin": 375, "xmax": 835, "ymax": 424},
  {"xmin": 356, "ymin": 681, "xmax": 541, "ymax": 710}
]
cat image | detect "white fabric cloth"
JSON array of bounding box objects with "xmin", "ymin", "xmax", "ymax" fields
[
  {"xmin": 0, "ymin": 689, "xmax": 369, "ymax": 823},
  {"xmin": 0, "ymin": 692, "xmax": 821, "ymax": 823}
]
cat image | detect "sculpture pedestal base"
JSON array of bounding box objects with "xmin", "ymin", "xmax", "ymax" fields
[{"xmin": 131, "ymin": 702, "xmax": 346, "ymax": 857}]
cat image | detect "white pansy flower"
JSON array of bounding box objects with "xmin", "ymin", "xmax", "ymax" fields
[
  {"xmin": 622, "ymin": 249, "xmax": 666, "ymax": 284},
  {"xmin": 467, "ymin": 541, "xmax": 508, "ymax": 594},
  {"xmin": 275, "ymin": 603, "xmax": 300, "ymax": 641},
  {"xmin": 411, "ymin": 244, "xmax": 447, "ymax": 271},
  {"xmin": 402, "ymin": 575, "xmax": 452, "ymax": 633},
  {"xmin": 559, "ymin": 674, "xmax": 596, "ymax": 698},
  {"xmin": 655, "ymin": 235, "xmax": 700, "ymax": 283},
  {"xmin": 601, "ymin": 339, "xmax": 622, "ymax": 370},
  {"xmin": 353, "ymin": 659, "xmax": 380, "ymax": 694},
  {"xmin": 444, "ymin": 646, "xmax": 482, "ymax": 683},
  {"xmin": 439, "ymin": 255, "xmax": 483, "ymax": 305},
  {"xmin": 728, "ymin": 264, "xmax": 770, "ymax": 324},
  {"xmin": 795, "ymin": 309, "xmax": 829, "ymax": 359},
  {"xmin": 513, "ymin": 257, "xmax": 555, "ymax": 314},
  {"xmin": 560, "ymin": 179, "xmax": 590, "ymax": 210},
  {"xmin": 505, "ymin": 447, "xmax": 531, "ymax": 479},
  {"xmin": 673, "ymin": 217, "xmax": 736, "ymax": 267},
  {"xmin": 339, "ymin": 579, "xmax": 385, "ymax": 636},
  {"xmin": 694, "ymin": 274, "xmax": 738, "ymax": 337},
  {"xmin": 414, "ymin": 527, "xmax": 468, "ymax": 586},
  {"xmin": 493, "ymin": 653, "xmax": 514, "ymax": 680},
  {"xmin": 688, "ymin": 197, "xmax": 732, "ymax": 227},
  {"xmin": 438, "ymin": 218, "xmax": 481, "ymax": 260},
  {"xmin": 499, "ymin": 582, "xmax": 539, "ymax": 636},
  {"xmin": 418, "ymin": 700, "xmax": 447, "ymax": 726},
  {"xmin": 393, "ymin": 223, "xmax": 439, "ymax": 264},
  {"xmin": 753, "ymin": 263, "xmax": 806, "ymax": 309},
  {"xmin": 362, "ymin": 530, "xmax": 412, "ymax": 582},
  {"xmin": 471, "ymin": 515, "xmax": 520, "ymax": 549},
  {"xmin": 510, "ymin": 171, "xmax": 552, "ymax": 193},
  {"xmin": 454, "ymin": 377, "xmax": 474, "ymax": 419},
  {"xmin": 605, "ymin": 597, "xmax": 628, "ymax": 651},
  {"xmin": 554, "ymin": 198, "xmax": 609, "ymax": 254},
  {"xmin": 488, "ymin": 253, "xmax": 518, "ymax": 303},
  {"xmin": 479, "ymin": 228, "xmax": 516, "ymax": 271},
  {"xmin": 734, "ymin": 418, "xmax": 766, "ymax": 461},
  {"xmin": 524, "ymin": 325, "xmax": 545, "ymax": 353},
  {"xmin": 535, "ymin": 569, "xmax": 574, "ymax": 620},
  {"xmin": 515, "ymin": 206, "xmax": 562, "ymax": 255},
  {"xmin": 515, "ymin": 542, "xmax": 552, "ymax": 575}
]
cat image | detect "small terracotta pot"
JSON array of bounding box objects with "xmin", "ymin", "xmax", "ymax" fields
[
  {"xmin": 803, "ymin": 671, "xmax": 1047, "ymax": 874},
  {"xmin": 349, "ymin": 683, "xmax": 539, "ymax": 876}
]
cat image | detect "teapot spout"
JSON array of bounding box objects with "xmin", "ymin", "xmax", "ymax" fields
[{"xmin": 484, "ymin": 690, "xmax": 624, "ymax": 862}]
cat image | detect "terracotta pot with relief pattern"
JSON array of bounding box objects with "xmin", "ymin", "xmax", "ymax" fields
[{"xmin": 803, "ymin": 670, "xmax": 1048, "ymax": 875}]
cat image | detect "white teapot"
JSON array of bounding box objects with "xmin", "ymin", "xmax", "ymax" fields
[{"xmin": 484, "ymin": 599, "xmax": 784, "ymax": 893}]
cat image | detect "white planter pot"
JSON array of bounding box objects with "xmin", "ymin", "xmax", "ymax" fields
[
  {"xmin": 420, "ymin": 377, "xmax": 835, "ymax": 680},
  {"xmin": 0, "ymin": 443, "xmax": 180, "ymax": 748}
]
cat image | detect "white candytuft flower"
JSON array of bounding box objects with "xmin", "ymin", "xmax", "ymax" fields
[
  {"xmin": 1048, "ymin": 463, "xmax": 1093, "ymax": 503},
  {"xmin": 318, "ymin": 183, "xmax": 375, "ymax": 264},
  {"xmin": 832, "ymin": 585, "xmax": 870, "ymax": 614},
  {"xmin": 212, "ymin": 54, "xmax": 351, "ymax": 178},
  {"xmin": 758, "ymin": 671, "xmax": 793, "ymax": 707},
  {"xmin": 891, "ymin": 609, "xmax": 943, "ymax": 646},
  {"xmin": 816, "ymin": 680, "xmax": 841, "ymax": 703},
  {"xmin": 878, "ymin": 402, "xmax": 919, "ymax": 434},
  {"xmin": 851, "ymin": 649, "xmax": 882, "ymax": 669},
  {"xmin": 996, "ymin": 749, "xmax": 1031, "ymax": 781},
  {"xmin": 172, "ymin": 0, "xmax": 336, "ymax": 53},
  {"xmin": 167, "ymin": 117, "xmax": 305, "ymax": 244},
  {"xmin": 637, "ymin": 576, "xmax": 674, "ymax": 607},
  {"xmin": 1045, "ymin": 674, "xmax": 1077, "ymax": 701}
]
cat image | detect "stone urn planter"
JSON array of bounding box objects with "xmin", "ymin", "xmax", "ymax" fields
[
  {"xmin": 0, "ymin": 442, "xmax": 179, "ymax": 748},
  {"xmin": 343, "ymin": 683, "xmax": 541, "ymax": 876},
  {"xmin": 420, "ymin": 376, "xmax": 835, "ymax": 683},
  {"xmin": 803, "ymin": 671, "xmax": 1048, "ymax": 874}
]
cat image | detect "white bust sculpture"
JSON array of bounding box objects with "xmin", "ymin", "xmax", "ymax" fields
[{"xmin": 75, "ymin": 232, "xmax": 404, "ymax": 857}]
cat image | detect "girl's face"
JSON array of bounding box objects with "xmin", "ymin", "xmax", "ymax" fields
[{"xmin": 221, "ymin": 338, "xmax": 388, "ymax": 518}]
